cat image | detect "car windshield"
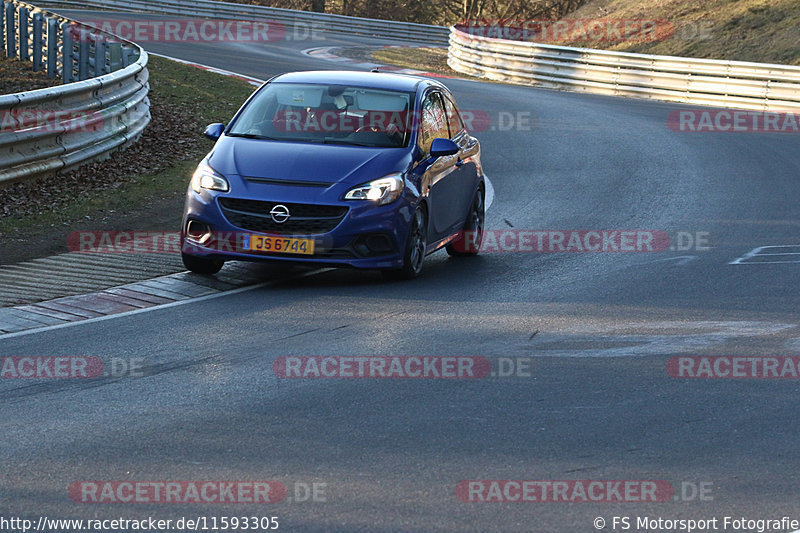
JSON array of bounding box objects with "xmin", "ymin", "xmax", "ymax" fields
[{"xmin": 228, "ymin": 82, "xmax": 415, "ymax": 148}]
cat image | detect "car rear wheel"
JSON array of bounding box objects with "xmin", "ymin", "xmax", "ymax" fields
[
  {"xmin": 447, "ymin": 186, "xmax": 484, "ymax": 257},
  {"xmin": 383, "ymin": 205, "xmax": 427, "ymax": 280},
  {"xmin": 182, "ymin": 253, "xmax": 224, "ymax": 275}
]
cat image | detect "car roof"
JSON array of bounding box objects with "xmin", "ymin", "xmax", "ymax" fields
[{"xmin": 269, "ymin": 70, "xmax": 445, "ymax": 93}]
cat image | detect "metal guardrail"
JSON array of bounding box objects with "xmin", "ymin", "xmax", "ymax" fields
[
  {"xmin": 0, "ymin": 0, "xmax": 150, "ymax": 185},
  {"xmin": 448, "ymin": 27, "xmax": 800, "ymax": 112},
  {"xmin": 38, "ymin": 0, "xmax": 451, "ymax": 45}
]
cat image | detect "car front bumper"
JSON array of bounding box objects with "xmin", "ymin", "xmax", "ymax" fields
[{"xmin": 180, "ymin": 187, "xmax": 415, "ymax": 270}]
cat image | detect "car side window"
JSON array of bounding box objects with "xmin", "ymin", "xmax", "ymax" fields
[
  {"xmin": 418, "ymin": 92, "xmax": 450, "ymax": 156},
  {"xmin": 443, "ymin": 95, "xmax": 465, "ymax": 137}
]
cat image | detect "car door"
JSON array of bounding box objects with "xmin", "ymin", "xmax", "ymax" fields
[
  {"xmin": 416, "ymin": 91, "xmax": 465, "ymax": 240},
  {"xmin": 441, "ymin": 92, "xmax": 481, "ymax": 229}
]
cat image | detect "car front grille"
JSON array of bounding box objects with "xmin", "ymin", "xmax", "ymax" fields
[{"xmin": 218, "ymin": 198, "xmax": 348, "ymax": 235}]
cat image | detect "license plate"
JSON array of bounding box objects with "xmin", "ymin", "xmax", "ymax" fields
[{"xmin": 243, "ymin": 234, "xmax": 315, "ymax": 255}]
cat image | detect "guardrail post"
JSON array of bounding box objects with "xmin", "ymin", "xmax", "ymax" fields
[
  {"xmin": 763, "ymin": 80, "xmax": 772, "ymax": 110},
  {"xmin": 122, "ymin": 47, "xmax": 133, "ymax": 68},
  {"xmin": 94, "ymin": 36, "xmax": 107, "ymax": 75},
  {"xmin": 5, "ymin": 3, "xmax": 15, "ymax": 58},
  {"xmin": 32, "ymin": 11, "xmax": 42, "ymax": 71},
  {"xmin": 61, "ymin": 21, "xmax": 73, "ymax": 82},
  {"xmin": 77, "ymin": 29, "xmax": 89, "ymax": 80},
  {"xmin": 108, "ymin": 41, "xmax": 121, "ymax": 72},
  {"xmin": 0, "ymin": 1, "xmax": 5, "ymax": 55},
  {"xmin": 18, "ymin": 6, "xmax": 28, "ymax": 61},
  {"xmin": 87, "ymin": 34, "xmax": 95, "ymax": 76},
  {"xmin": 46, "ymin": 16, "xmax": 57, "ymax": 77}
]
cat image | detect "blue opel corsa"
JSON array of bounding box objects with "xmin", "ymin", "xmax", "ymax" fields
[{"xmin": 181, "ymin": 70, "xmax": 485, "ymax": 279}]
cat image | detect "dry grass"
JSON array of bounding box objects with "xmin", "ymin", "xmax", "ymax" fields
[
  {"xmin": 376, "ymin": 0, "xmax": 799, "ymax": 68},
  {"xmin": 566, "ymin": 0, "xmax": 800, "ymax": 64}
]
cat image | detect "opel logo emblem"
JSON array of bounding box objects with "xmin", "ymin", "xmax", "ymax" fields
[{"xmin": 270, "ymin": 204, "xmax": 290, "ymax": 224}]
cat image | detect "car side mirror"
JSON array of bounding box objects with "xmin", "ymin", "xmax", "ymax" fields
[
  {"xmin": 429, "ymin": 138, "xmax": 460, "ymax": 158},
  {"xmin": 204, "ymin": 123, "xmax": 225, "ymax": 141}
]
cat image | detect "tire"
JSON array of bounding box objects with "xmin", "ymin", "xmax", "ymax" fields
[
  {"xmin": 447, "ymin": 185, "xmax": 485, "ymax": 257},
  {"xmin": 382, "ymin": 205, "xmax": 427, "ymax": 280},
  {"xmin": 182, "ymin": 253, "xmax": 224, "ymax": 275}
]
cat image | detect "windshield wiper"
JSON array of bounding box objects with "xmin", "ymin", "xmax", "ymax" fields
[
  {"xmin": 228, "ymin": 132, "xmax": 277, "ymax": 140},
  {"xmin": 323, "ymin": 138, "xmax": 378, "ymax": 147}
]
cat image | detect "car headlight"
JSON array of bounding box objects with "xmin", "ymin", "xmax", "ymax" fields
[
  {"xmin": 191, "ymin": 161, "xmax": 229, "ymax": 193},
  {"xmin": 344, "ymin": 174, "xmax": 404, "ymax": 206}
]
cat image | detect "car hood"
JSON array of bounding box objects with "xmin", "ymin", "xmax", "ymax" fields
[{"xmin": 207, "ymin": 136, "xmax": 411, "ymax": 186}]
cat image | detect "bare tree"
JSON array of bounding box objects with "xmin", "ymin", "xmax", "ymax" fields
[
  {"xmin": 442, "ymin": 0, "xmax": 587, "ymax": 23},
  {"xmin": 224, "ymin": 0, "xmax": 586, "ymax": 25}
]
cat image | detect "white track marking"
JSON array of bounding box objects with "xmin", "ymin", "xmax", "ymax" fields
[
  {"xmin": 730, "ymin": 245, "xmax": 800, "ymax": 265},
  {"xmin": 642, "ymin": 255, "xmax": 697, "ymax": 266},
  {"xmin": 0, "ymin": 269, "xmax": 330, "ymax": 340}
]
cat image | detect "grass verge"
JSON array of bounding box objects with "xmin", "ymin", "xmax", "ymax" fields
[
  {"xmin": 567, "ymin": 0, "xmax": 800, "ymax": 65},
  {"xmin": 372, "ymin": 47, "xmax": 459, "ymax": 77},
  {"xmin": 0, "ymin": 55, "xmax": 257, "ymax": 264}
]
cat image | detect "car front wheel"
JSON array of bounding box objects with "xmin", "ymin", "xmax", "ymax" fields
[{"xmin": 383, "ymin": 205, "xmax": 427, "ymax": 280}]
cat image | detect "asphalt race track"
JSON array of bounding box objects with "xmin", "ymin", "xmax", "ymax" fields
[{"xmin": 1, "ymin": 10, "xmax": 800, "ymax": 533}]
